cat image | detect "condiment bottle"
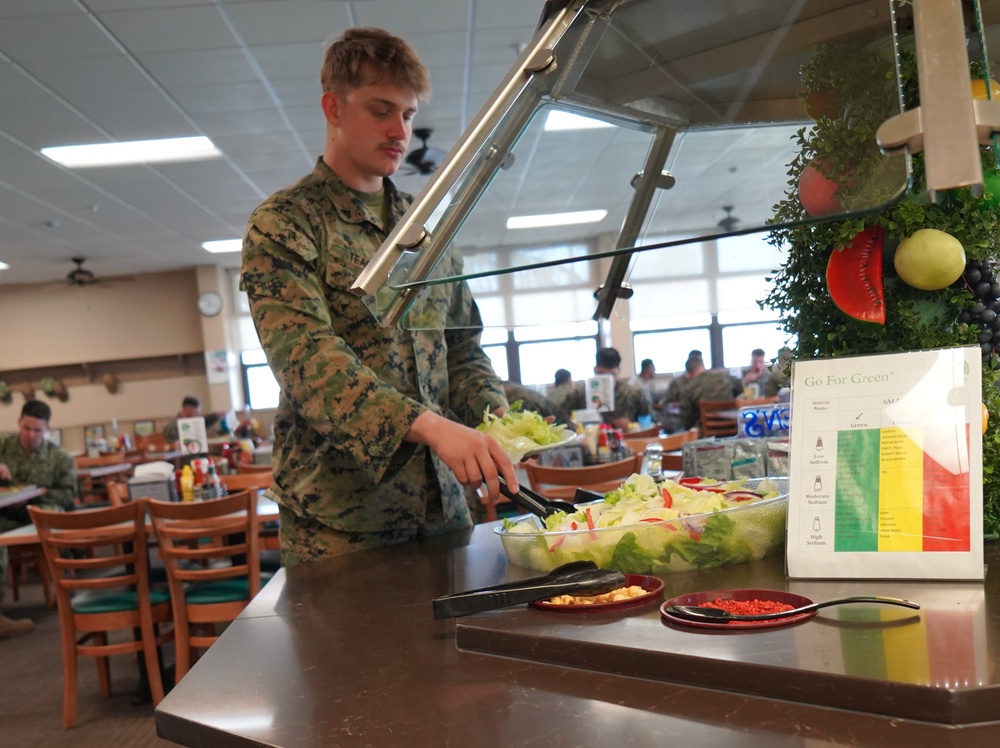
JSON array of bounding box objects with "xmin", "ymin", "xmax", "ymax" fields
[
  {"xmin": 205, "ymin": 464, "xmax": 223, "ymax": 499},
  {"xmin": 180, "ymin": 465, "xmax": 196, "ymax": 502}
]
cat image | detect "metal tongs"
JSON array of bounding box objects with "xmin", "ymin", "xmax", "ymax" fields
[
  {"xmin": 496, "ymin": 476, "xmax": 603, "ymax": 519},
  {"xmin": 432, "ymin": 561, "xmax": 626, "ymax": 619}
]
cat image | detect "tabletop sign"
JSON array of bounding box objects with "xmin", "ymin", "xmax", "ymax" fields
[
  {"xmin": 585, "ymin": 374, "xmax": 615, "ymax": 413},
  {"xmin": 177, "ymin": 417, "xmax": 208, "ymax": 456},
  {"xmin": 787, "ymin": 347, "xmax": 984, "ymax": 580}
]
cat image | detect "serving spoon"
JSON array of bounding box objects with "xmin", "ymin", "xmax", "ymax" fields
[{"xmin": 665, "ymin": 595, "xmax": 920, "ymax": 622}]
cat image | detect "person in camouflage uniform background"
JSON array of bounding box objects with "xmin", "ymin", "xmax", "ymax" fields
[
  {"xmin": 0, "ymin": 399, "xmax": 76, "ymax": 638},
  {"xmin": 241, "ymin": 28, "xmax": 518, "ymax": 566},
  {"xmin": 564, "ymin": 348, "xmax": 651, "ymax": 430},
  {"xmin": 677, "ymin": 359, "xmax": 742, "ymax": 432}
]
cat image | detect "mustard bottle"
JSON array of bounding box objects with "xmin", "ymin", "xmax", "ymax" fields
[{"xmin": 180, "ymin": 465, "xmax": 196, "ymax": 502}]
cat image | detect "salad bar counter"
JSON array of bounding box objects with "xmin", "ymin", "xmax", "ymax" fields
[{"xmin": 155, "ymin": 521, "xmax": 1000, "ymax": 747}]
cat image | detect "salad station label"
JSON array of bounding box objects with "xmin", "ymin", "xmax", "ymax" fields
[{"xmin": 788, "ymin": 348, "xmax": 984, "ymax": 580}]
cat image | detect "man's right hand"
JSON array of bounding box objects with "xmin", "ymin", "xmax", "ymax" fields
[{"xmin": 405, "ymin": 411, "xmax": 519, "ymax": 504}]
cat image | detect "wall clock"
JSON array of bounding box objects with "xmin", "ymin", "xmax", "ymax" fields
[{"xmin": 197, "ymin": 290, "xmax": 224, "ymax": 317}]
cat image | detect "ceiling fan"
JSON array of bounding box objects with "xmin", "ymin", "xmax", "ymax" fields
[
  {"xmin": 65, "ymin": 256, "xmax": 98, "ymax": 286},
  {"xmin": 403, "ymin": 128, "xmax": 447, "ymax": 176},
  {"xmin": 45, "ymin": 257, "xmax": 134, "ymax": 290},
  {"xmin": 717, "ymin": 205, "xmax": 741, "ymax": 232}
]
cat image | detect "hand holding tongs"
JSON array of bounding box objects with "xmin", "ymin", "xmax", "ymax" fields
[{"xmin": 432, "ymin": 561, "xmax": 626, "ymax": 619}]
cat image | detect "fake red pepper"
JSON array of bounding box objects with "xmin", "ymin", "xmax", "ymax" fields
[
  {"xmin": 661, "ymin": 487, "xmax": 673, "ymax": 508},
  {"xmin": 585, "ymin": 507, "xmax": 597, "ymax": 539}
]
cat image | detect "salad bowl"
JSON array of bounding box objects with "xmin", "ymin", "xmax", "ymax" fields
[{"xmin": 495, "ymin": 477, "xmax": 788, "ymax": 575}]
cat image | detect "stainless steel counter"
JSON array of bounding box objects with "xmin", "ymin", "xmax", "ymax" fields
[{"xmin": 155, "ymin": 524, "xmax": 1000, "ymax": 747}]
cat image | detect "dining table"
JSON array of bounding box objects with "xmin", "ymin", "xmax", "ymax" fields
[{"xmin": 0, "ymin": 485, "xmax": 46, "ymax": 511}]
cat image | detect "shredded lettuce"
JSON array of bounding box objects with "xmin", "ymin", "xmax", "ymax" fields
[
  {"xmin": 498, "ymin": 475, "xmax": 787, "ymax": 574},
  {"xmin": 477, "ymin": 401, "xmax": 574, "ymax": 461}
]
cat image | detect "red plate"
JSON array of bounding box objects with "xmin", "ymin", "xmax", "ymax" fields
[
  {"xmin": 660, "ymin": 588, "xmax": 816, "ymax": 630},
  {"xmin": 531, "ymin": 574, "xmax": 664, "ymax": 612}
]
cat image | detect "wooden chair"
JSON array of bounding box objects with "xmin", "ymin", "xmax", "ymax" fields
[
  {"xmin": 106, "ymin": 482, "xmax": 132, "ymax": 507},
  {"xmin": 220, "ymin": 471, "xmax": 278, "ymax": 551},
  {"xmin": 134, "ymin": 432, "xmax": 169, "ymax": 452},
  {"xmin": 145, "ymin": 491, "xmax": 260, "ymax": 681},
  {"xmin": 698, "ymin": 398, "xmax": 739, "ymax": 437},
  {"xmin": 6, "ymin": 541, "xmax": 53, "ymax": 608},
  {"xmin": 480, "ymin": 454, "xmax": 646, "ymax": 521},
  {"xmin": 29, "ymin": 502, "xmax": 173, "ymax": 729},
  {"xmin": 622, "ymin": 428, "xmax": 699, "ymax": 472},
  {"xmin": 626, "ymin": 424, "xmax": 661, "ymax": 439},
  {"xmin": 236, "ymin": 462, "xmax": 272, "ymax": 474},
  {"xmin": 74, "ymin": 452, "xmax": 131, "ymax": 506},
  {"xmin": 220, "ymin": 471, "xmax": 274, "ymax": 493}
]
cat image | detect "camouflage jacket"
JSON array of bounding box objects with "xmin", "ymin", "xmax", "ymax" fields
[
  {"xmin": 0, "ymin": 434, "xmax": 76, "ymax": 514},
  {"xmin": 564, "ymin": 379, "xmax": 652, "ymax": 425},
  {"xmin": 241, "ymin": 159, "xmax": 506, "ymax": 534},
  {"xmin": 678, "ymin": 370, "xmax": 742, "ymax": 430}
]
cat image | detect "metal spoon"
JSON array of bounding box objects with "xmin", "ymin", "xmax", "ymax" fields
[
  {"xmin": 665, "ymin": 595, "xmax": 920, "ymax": 622},
  {"xmin": 497, "ymin": 475, "xmax": 578, "ymax": 518}
]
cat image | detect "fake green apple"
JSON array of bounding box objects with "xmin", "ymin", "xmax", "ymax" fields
[{"xmin": 893, "ymin": 229, "xmax": 966, "ymax": 291}]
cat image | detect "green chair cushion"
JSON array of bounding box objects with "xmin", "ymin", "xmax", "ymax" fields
[
  {"xmin": 184, "ymin": 577, "xmax": 251, "ymax": 604},
  {"xmin": 73, "ymin": 586, "xmax": 170, "ymax": 614}
]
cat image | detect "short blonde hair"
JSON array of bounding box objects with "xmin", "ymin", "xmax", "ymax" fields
[{"xmin": 321, "ymin": 27, "xmax": 430, "ymax": 100}]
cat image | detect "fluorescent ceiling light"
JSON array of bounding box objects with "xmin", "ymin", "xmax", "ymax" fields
[
  {"xmin": 0, "ymin": 261, "xmax": 8, "ymax": 270},
  {"xmin": 507, "ymin": 210, "xmax": 608, "ymax": 230},
  {"xmin": 201, "ymin": 239, "xmax": 243, "ymax": 254},
  {"xmin": 41, "ymin": 136, "xmax": 221, "ymax": 168},
  {"xmin": 543, "ymin": 110, "xmax": 614, "ymax": 131}
]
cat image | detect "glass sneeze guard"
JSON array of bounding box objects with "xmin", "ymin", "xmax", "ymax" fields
[{"xmin": 353, "ymin": 0, "xmax": 998, "ymax": 330}]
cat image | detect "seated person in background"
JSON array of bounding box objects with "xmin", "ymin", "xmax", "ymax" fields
[
  {"xmin": 741, "ymin": 348, "xmax": 771, "ymax": 396},
  {"xmin": 678, "ymin": 361, "xmax": 742, "ymax": 432},
  {"xmin": 630, "ymin": 358, "xmax": 660, "ymax": 408},
  {"xmin": 547, "ymin": 368, "xmax": 575, "ymax": 411},
  {"xmin": 662, "ymin": 352, "xmax": 703, "ymax": 432},
  {"xmin": 0, "ymin": 399, "xmax": 76, "ymax": 638},
  {"xmin": 164, "ymin": 395, "xmax": 223, "ymax": 443},
  {"xmin": 565, "ymin": 348, "xmax": 651, "ymax": 430},
  {"xmin": 502, "ymin": 382, "xmax": 574, "ymax": 428}
]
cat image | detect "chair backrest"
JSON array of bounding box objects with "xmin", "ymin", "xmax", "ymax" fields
[
  {"xmin": 523, "ymin": 454, "xmax": 643, "ymax": 500},
  {"xmin": 135, "ymin": 432, "xmax": 171, "ymax": 452},
  {"xmin": 73, "ymin": 452, "xmax": 127, "ymax": 469},
  {"xmin": 236, "ymin": 462, "xmax": 273, "ymax": 474},
  {"xmin": 699, "ymin": 398, "xmax": 739, "ymax": 437},
  {"xmin": 622, "ymin": 428, "xmax": 698, "ymax": 457},
  {"xmin": 106, "ymin": 482, "xmax": 133, "ymax": 506},
  {"xmin": 145, "ymin": 490, "xmax": 260, "ymax": 596},
  {"xmin": 627, "ymin": 424, "xmax": 661, "ymax": 439},
  {"xmin": 29, "ymin": 502, "xmax": 153, "ymax": 605},
  {"xmin": 220, "ymin": 471, "xmax": 274, "ymax": 493}
]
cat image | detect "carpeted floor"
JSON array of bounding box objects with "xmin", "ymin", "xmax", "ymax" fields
[{"xmin": 0, "ymin": 573, "xmax": 176, "ymax": 748}]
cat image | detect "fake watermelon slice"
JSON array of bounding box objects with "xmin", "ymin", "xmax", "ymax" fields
[{"xmin": 826, "ymin": 226, "xmax": 885, "ymax": 325}]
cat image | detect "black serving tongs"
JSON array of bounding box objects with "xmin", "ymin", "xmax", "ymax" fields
[
  {"xmin": 497, "ymin": 475, "xmax": 578, "ymax": 518},
  {"xmin": 432, "ymin": 561, "xmax": 626, "ymax": 619}
]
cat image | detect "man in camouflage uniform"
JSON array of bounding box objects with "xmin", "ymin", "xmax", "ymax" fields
[
  {"xmin": 0, "ymin": 399, "xmax": 76, "ymax": 638},
  {"xmin": 502, "ymin": 382, "xmax": 574, "ymax": 428},
  {"xmin": 678, "ymin": 363, "xmax": 743, "ymax": 432},
  {"xmin": 662, "ymin": 352, "xmax": 703, "ymax": 432},
  {"xmin": 241, "ymin": 28, "xmax": 518, "ymax": 566},
  {"xmin": 565, "ymin": 348, "xmax": 651, "ymax": 429}
]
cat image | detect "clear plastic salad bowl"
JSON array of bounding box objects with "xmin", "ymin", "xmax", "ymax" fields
[{"xmin": 495, "ymin": 477, "xmax": 788, "ymax": 575}]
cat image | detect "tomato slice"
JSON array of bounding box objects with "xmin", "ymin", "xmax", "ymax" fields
[{"xmin": 827, "ymin": 225, "xmax": 885, "ymax": 324}]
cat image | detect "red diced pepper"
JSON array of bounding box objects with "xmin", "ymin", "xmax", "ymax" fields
[
  {"xmin": 661, "ymin": 487, "xmax": 673, "ymax": 508},
  {"xmin": 585, "ymin": 507, "xmax": 597, "ymax": 539},
  {"xmin": 570, "ymin": 521, "xmax": 578, "ymax": 530},
  {"xmin": 548, "ymin": 536, "xmax": 565, "ymax": 552}
]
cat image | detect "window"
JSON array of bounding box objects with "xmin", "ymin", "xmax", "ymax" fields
[{"xmin": 241, "ymin": 350, "xmax": 279, "ymax": 409}]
